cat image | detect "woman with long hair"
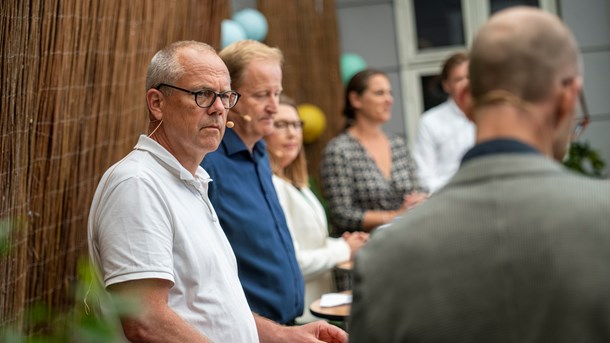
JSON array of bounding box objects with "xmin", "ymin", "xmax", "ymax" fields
[
  {"xmin": 321, "ymin": 69, "xmax": 427, "ymax": 233},
  {"xmin": 265, "ymin": 94, "xmax": 368, "ymax": 323}
]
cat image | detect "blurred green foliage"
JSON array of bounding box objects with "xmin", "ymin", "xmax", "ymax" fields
[
  {"xmin": 563, "ymin": 141, "xmax": 607, "ymax": 178},
  {"xmin": 0, "ymin": 218, "xmax": 135, "ymax": 343}
]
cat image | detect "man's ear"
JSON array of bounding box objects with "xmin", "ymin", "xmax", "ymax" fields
[
  {"xmin": 146, "ymin": 89, "xmax": 164, "ymax": 121},
  {"xmin": 441, "ymin": 79, "xmax": 450, "ymax": 95},
  {"xmin": 455, "ymin": 82, "xmax": 474, "ymax": 122},
  {"xmin": 554, "ymin": 79, "xmax": 580, "ymax": 129}
]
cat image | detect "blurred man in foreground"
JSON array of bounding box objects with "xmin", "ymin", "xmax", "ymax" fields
[
  {"xmin": 350, "ymin": 7, "xmax": 610, "ymax": 343},
  {"xmin": 414, "ymin": 52, "xmax": 475, "ymax": 193}
]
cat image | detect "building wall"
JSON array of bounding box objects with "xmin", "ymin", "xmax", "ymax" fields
[
  {"xmin": 560, "ymin": 0, "xmax": 610, "ymax": 168},
  {"xmin": 337, "ymin": 0, "xmax": 610, "ymax": 172},
  {"xmin": 336, "ymin": 0, "xmax": 405, "ymax": 137}
]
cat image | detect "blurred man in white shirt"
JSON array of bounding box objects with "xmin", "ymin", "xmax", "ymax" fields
[{"xmin": 414, "ymin": 52, "xmax": 475, "ymax": 193}]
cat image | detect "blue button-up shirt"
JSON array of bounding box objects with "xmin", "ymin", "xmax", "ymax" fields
[{"xmin": 201, "ymin": 129, "xmax": 304, "ymax": 324}]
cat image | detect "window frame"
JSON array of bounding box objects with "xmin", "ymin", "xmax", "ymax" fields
[{"xmin": 394, "ymin": 0, "xmax": 558, "ymax": 145}]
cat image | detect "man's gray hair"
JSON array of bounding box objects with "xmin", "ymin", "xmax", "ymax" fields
[{"xmin": 145, "ymin": 41, "xmax": 217, "ymax": 91}]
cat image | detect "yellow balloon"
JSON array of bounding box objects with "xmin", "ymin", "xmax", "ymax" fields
[{"xmin": 297, "ymin": 104, "xmax": 327, "ymax": 143}]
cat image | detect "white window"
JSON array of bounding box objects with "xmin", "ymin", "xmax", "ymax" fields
[{"xmin": 394, "ymin": 0, "xmax": 558, "ymax": 145}]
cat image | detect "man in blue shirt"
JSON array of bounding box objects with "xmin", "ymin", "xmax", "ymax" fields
[
  {"xmin": 202, "ymin": 40, "xmax": 346, "ymax": 341},
  {"xmin": 204, "ymin": 128, "xmax": 302, "ymax": 323}
]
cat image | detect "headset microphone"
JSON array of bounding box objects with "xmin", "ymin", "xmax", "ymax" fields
[
  {"xmin": 232, "ymin": 108, "xmax": 252, "ymax": 122},
  {"xmin": 147, "ymin": 119, "xmax": 163, "ymax": 137},
  {"xmin": 226, "ymin": 112, "xmax": 250, "ymax": 128}
]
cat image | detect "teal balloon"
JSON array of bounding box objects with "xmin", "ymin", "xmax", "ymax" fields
[
  {"xmin": 340, "ymin": 53, "xmax": 367, "ymax": 84},
  {"xmin": 221, "ymin": 19, "xmax": 247, "ymax": 49},
  {"xmin": 233, "ymin": 8, "xmax": 268, "ymax": 41}
]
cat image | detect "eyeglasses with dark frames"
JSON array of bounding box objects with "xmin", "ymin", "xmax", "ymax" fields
[
  {"xmin": 274, "ymin": 120, "xmax": 304, "ymax": 131},
  {"xmin": 156, "ymin": 83, "xmax": 241, "ymax": 109},
  {"xmin": 571, "ymin": 91, "xmax": 590, "ymax": 141},
  {"xmin": 561, "ymin": 77, "xmax": 590, "ymax": 141}
]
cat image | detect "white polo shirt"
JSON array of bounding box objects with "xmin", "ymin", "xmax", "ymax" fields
[{"xmin": 88, "ymin": 135, "xmax": 258, "ymax": 342}]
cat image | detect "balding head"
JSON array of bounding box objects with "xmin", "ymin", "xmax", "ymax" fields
[
  {"xmin": 470, "ymin": 7, "xmax": 581, "ymax": 104},
  {"xmin": 146, "ymin": 41, "xmax": 218, "ymax": 91}
]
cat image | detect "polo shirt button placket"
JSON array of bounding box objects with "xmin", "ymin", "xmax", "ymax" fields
[{"xmin": 188, "ymin": 180, "xmax": 218, "ymax": 222}]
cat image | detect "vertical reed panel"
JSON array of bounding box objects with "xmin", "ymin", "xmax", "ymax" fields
[
  {"xmin": 0, "ymin": 0, "xmax": 228, "ymax": 330},
  {"xmin": 258, "ymin": 0, "xmax": 343, "ymax": 185}
]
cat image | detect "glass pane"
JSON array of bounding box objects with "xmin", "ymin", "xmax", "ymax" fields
[
  {"xmin": 420, "ymin": 74, "xmax": 447, "ymax": 112},
  {"xmin": 413, "ymin": 0, "xmax": 465, "ymax": 51},
  {"xmin": 489, "ymin": 0, "xmax": 540, "ymax": 14}
]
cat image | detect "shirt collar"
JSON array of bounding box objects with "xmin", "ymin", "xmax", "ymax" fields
[
  {"xmin": 221, "ymin": 128, "xmax": 267, "ymax": 161},
  {"xmin": 447, "ymin": 98, "xmax": 459, "ymax": 112},
  {"xmin": 133, "ymin": 135, "xmax": 211, "ymax": 182},
  {"xmin": 447, "ymin": 98, "xmax": 469, "ymax": 119},
  {"xmin": 461, "ymin": 138, "xmax": 541, "ymax": 164}
]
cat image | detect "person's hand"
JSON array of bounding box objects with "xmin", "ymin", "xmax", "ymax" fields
[
  {"xmin": 403, "ymin": 191, "xmax": 428, "ymax": 210},
  {"xmin": 342, "ymin": 232, "xmax": 369, "ymax": 259},
  {"xmin": 287, "ymin": 320, "xmax": 348, "ymax": 343}
]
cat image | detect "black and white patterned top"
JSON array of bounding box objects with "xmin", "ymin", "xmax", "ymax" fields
[{"xmin": 320, "ymin": 132, "xmax": 421, "ymax": 233}]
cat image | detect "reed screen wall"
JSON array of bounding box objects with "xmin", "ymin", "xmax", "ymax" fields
[
  {"xmin": 260, "ymin": 0, "xmax": 343, "ymax": 184},
  {"xmin": 0, "ymin": 0, "xmax": 228, "ymax": 328},
  {"xmin": 1, "ymin": 0, "xmax": 343, "ymax": 331}
]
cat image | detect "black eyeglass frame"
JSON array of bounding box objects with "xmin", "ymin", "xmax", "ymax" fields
[
  {"xmin": 273, "ymin": 120, "xmax": 305, "ymax": 131},
  {"xmin": 156, "ymin": 83, "xmax": 241, "ymax": 109},
  {"xmin": 571, "ymin": 91, "xmax": 590, "ymax": 140},
  {"xmin": 561, "ymin": 77, "xmax": 590, "ymax": 141}
]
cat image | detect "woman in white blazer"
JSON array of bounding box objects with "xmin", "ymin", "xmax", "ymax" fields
[{"xmin": 265, "ymin": 95, "xmax": 368, "ymax": 323}]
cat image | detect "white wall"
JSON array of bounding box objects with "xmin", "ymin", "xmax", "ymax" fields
[
  {"xmin": 230, "ymin": 0, "xmax": 609, "ymax": 170},
  {"xmin": 336, "ymin": 0, "xmax": 405, "ymax": 137},
  {"xmin": 560, "ymin": 0, "xmax": 610, "ymax": 169}
]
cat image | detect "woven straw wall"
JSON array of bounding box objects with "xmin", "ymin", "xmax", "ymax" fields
[
  {"xmin": 1, "ymin": 0, "xmax": 343, "ymax": 330},
  {"xmin": 259, "ymin": 0, "xmax": 343, "ymax": 184},
  {"xmin": 0, "ymin": 0, "xmax": 228, "ymax": 328}
]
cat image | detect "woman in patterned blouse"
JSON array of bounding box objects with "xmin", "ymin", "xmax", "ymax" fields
[{"xmin": 321, "ymin": 69, "xmax": 427, "ymax": 233}]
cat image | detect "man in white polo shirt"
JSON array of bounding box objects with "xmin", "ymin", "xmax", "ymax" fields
[
  {"xmin": 88, "ymin": 41, "xmax": 256, "ymax": 342},
  {"xmin": 88, "ymin": 41, "xmax": 348, "ymax": 343}
]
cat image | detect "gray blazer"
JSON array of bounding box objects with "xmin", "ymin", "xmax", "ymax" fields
[{"xmin": 350, "ymin": 153, "xmax": 610, "ymax": 343}]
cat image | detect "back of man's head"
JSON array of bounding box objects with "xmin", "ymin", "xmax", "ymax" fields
[{"xmin": 470, "ymin": 7, "xmax": 580, "ymax": 104}]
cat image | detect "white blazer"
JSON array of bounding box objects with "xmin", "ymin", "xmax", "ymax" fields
[{"xmin": 272, "ymin": 175, "xmax": 350, "ymax": 323}]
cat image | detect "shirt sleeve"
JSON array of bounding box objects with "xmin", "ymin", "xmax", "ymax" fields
[
  {"xmin": 298, "ymin": 237, "xmax": 350, "ymax": 282},
  {"xmin": 321, "ymin": 139, "xmax": 365, "ymax": 232},
  {"xmin": 413, "ymin": 118, "xmax": 437, "ymax": 193},
  {"xmin": 94, "ymin": 176, "xmax": 175, "ymax": 287},
  {"xmin": 273, "ymin": 177, "xmax": 350, "ymax": 281}
]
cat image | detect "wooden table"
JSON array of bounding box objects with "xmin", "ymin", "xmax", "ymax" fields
[{"xmin": 309, "ymin": 290, "xmax": 352, "ymax": 322}]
